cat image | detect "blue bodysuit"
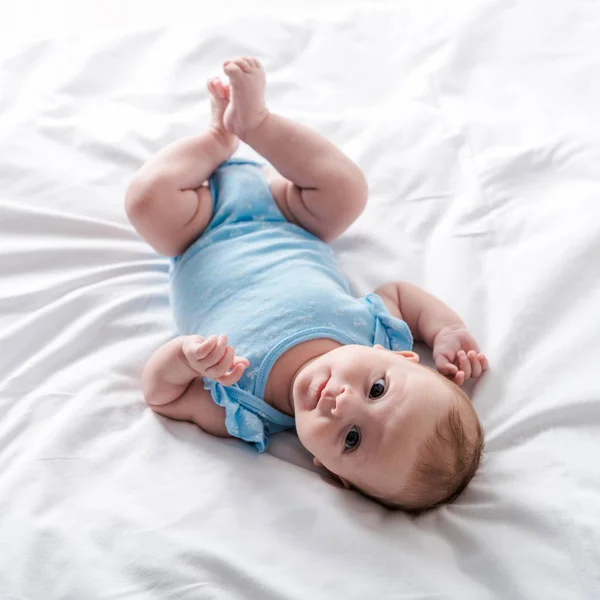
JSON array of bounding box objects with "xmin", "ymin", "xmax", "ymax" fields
[{"xmin": 169, "ymin": 159, "xmax": 413, "ymax": 452}]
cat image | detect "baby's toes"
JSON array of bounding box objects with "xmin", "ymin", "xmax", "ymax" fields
[
  {"xmin": 233, "ymin": 57, "xmax": 254, "ymax": 73},
  {"xmin": 243, "ymin": 56, "xmax": 261, "ymax": 70},
  {"xmin": 212, "ymin": 78, "xmax": 227, "ymax": 99},
  {"xmin": 223, "ymin": 61, "xmax": 244, "ymax": 80}
]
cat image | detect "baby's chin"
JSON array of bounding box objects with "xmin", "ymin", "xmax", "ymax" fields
[
  {"xmin": 291, "ymin": 374, "xmax": 315, "ymax": 414},
  {"xmin": 291, "ymin": 356, "xmax": 323, "ymax": 413}
]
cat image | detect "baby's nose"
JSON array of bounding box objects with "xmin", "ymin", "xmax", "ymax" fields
[{"xmin": 330, "ymin": 384, "xmax": 352, "ymax": 416}]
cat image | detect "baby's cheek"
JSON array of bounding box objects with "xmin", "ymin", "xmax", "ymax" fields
[
  {"xmin": 293, "ymin": 415, "xmax": 312, "ymax": 447},
  {"xmin": 295, "ymin": 415, "xmax": 324, "ymax": 455}
]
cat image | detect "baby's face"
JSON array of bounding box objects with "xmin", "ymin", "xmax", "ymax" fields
[{"xmin": 292, "ymin": 345, "xmax": 456, "ymax": 498}]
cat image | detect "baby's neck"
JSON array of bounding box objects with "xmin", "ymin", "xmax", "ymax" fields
[{"xmin": 263, "ymin": 338, "xmax": 342, "ymax": 417}]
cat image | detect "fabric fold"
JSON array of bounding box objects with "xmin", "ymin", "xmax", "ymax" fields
[{"xmin": 363, "ymin": 293, "xmax": 414, "ymax": 352}]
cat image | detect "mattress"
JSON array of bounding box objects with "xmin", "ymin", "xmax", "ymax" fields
[{"xmin": 1, "ymin": 2, "xmax": 599, "ymax": 598}]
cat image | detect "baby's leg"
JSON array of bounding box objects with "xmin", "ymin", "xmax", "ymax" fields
[
  {"xmin": 222, "ymin": 57, "xmax": 367, "ymax": 242},
  {"xmin": 125, "ymin": 79, "xmax": 238, "ymax": 256}
]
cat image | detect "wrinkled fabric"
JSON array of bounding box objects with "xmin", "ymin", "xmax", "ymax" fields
[
  {"xmin": 170, "ymin": 160, "xmax": 412, "ymax": 451},
  {"xmin": 2, "ymin": 5, "xmax": 600, "ymax": 598}
]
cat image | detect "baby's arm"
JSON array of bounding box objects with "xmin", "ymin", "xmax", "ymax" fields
[
  {"xmin": 375, "ymin": 282, "xmax": 463, "ymax": 346},
  {"xmin": 375, "ymin": 281, "xmax": 488, "ymax": 385},
  {"xmin": 142, "ymin": 335, "xmax": 248, "ymax": 436}
]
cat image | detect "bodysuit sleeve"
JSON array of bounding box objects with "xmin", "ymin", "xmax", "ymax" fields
[
  {"xmin": 202, "ymin": 377, "xmax": 295, "ymax": 453},
  {"xmin": 202, "ymin": 379, "xmax": 271, "ymax": 453},
  {"xmin": 363, "ymin": 293, "xmax": 414, "ymax": 352}
]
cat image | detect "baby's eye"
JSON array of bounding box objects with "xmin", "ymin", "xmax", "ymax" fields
[
  {"xmin": 344, "ymin": 426, "xmax": 361, "ymax": 451},
  {"xmin": 369, "ymin": 378, "xmax": 386, "ymax": 399}
]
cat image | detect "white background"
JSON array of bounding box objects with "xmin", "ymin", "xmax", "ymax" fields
[{"xmin": 1, "ymin": 1, "xmax": 599, "ymax": 598}]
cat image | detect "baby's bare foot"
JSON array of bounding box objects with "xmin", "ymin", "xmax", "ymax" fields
[
  {"xmin": 222, "ymin": 57, "xmax": 269, "ymax": 139},
  {"xmin": 207, "ymin": 77, "xmax": 239, "ymax": 155}
]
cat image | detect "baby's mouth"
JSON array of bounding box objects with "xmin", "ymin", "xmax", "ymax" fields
[{"xmin": 313, "ymin": 378, "xmax": 329, "ymax": 410}]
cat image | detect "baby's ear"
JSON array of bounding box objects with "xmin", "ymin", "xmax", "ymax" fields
[
  {"xmin": 375, "ymin": 345, "xmax": 420, "ymax": 363},
  {"xmin": 314, "ymin": 458, "xmax": 352, "ymax": 490},
  {"xmin": 321, "ymin": 472, "xmax": 352, "ymax": 490},
  {"xmin": 395, "ymin": 350, "xmax": 420, "ymax": 363},
  {"xmin": 337, "ymin": 476, "xmax": 352, "ymax": 489}
]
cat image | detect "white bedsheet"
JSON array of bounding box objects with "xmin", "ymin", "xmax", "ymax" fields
[{"xmin": 1, "ymin": 2, "xmax": 599, "ymax": 598}]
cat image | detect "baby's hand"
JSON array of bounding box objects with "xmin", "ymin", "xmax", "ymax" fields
[
  {"xmin": 432, "ymin": 325, "xmax": 488, "ymax": 386},
  {"xmin": 181, "ymin": 334, "xmax": 250, "ymax": 386}
]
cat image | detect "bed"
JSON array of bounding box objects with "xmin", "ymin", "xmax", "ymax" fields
[{"xmin": 1, "ymin": 1, "xmax": 599, "ymax": 598}]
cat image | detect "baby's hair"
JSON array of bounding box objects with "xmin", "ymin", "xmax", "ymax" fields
[
  {"xmin": 360, "ymin": 372, "xmax": 484, "ymax": 514},
  {"xmin": 406, "ymin": 379, "xmax": 484, "ymax": 514}
]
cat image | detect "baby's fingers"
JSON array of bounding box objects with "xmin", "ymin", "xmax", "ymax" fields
[
  {"xmin": 216, "ymin": 361, "xmax": 247, "ymax": 386},
  {"xmin": 478, "ymin": 352, "xmax": 489, "ymax": 371},
  {"xmin": 467, "ymin": 350, "xmax": 482, "ymax": 378},
  {"xmin": 457, "ymin": 351, "xmax": 472, "ymax": 379},
  {"xmin": 235, "ymin": 355, "xmax": 250, "ymax": 368},
  {"xmin": 434, "ymin": 352, "xmax": 459, "ymax": 376},
  {"xmin": 204, "ymin": 344, "xmax": 236, "ymax": 379},
  {"xmin": 438, "ymin": 362, "xmax": 459, "ymax": 379},
  {"xmin": 182, "ymin": 335, "xmax": 217, "ymax": 367},
  {"xmin": 453, "ymin": 371, "xmax": 466, "ymax": 386}
]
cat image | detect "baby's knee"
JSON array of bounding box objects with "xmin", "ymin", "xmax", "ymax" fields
[{"xmin": 124, "ymin": 172, "xmax": 157, "ymax": 224}]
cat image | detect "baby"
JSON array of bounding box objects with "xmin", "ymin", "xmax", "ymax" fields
[{"xmin": 125, "ymin": 57, "xmax": 488, "ymax": 513}]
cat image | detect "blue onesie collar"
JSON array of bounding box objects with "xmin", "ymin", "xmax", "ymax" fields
[{"xmin": 253, "ymin": 327, "xmax": 359, "ymax": 403}]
